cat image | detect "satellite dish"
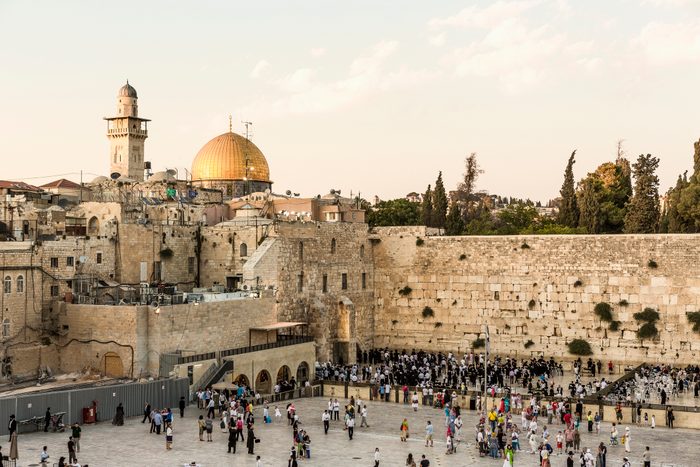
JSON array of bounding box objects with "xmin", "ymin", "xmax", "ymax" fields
[
  {"xmin": 166, "ymin": 169, "xmax": 177, "ymax": 176},
  {"xmin": 110, "ymin": 172, "xmax": 121, "ymax": 180},
  {"xmin": 330, "ymin": 189, "xmax": 335, "ymax": 195},
  {"xmin": 316, "ymin": 195, "xmax": 321, "ymax": 199},
  {"xmin": 294, "ymin": 193, "xmax": 300, "ymax": 197},
  {"xmin": 285, "ymin": 190, "xmax": 292, "ymax": 196}
]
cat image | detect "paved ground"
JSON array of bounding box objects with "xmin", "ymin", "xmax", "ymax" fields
[{"xmin": 7, "ymin": 397, "xmax": 698, "ymax": 466}]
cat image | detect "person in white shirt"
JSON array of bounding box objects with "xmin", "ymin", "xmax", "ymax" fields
[
  {"xmin": 374, "ymin": 447, "xmax": 380, "ymax": 467},
  {"xmin": 322, "ymin": 410, "xmax": 330, "ymax": 434},
  {"xmin": 346, "ymin": 416, "xmax": 355, "ymax": 439},
  {"xmin": 360, "ymin": 405, "xmax": 369, "ymax": 427}
]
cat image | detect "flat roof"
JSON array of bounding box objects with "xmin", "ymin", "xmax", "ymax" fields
[{"xmin": 250, "ymin": 321, "xmax": 307, "ymax": 331}]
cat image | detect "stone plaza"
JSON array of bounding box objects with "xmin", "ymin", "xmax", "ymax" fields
[{"xmin": 6, "ymin": 396, "xmax": 699, "ymax": 466}]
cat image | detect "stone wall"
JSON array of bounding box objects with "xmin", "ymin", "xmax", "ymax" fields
[
  {"xmin": 58, "ymin": 296, "xmax": 277, "ymax": 376},
  {"xmin": 372, "ymin": 231, "xmax": 700, "ymax": 365},
  {"xmin": 270, "ymin": 222, "xmax": 375, "ymax": 362}
]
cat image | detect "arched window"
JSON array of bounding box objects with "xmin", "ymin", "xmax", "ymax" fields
[
  {"xmin": 3, "ymin": 276, "xmax": 10, "ymax": 294},
  {"xmin": 16, "ymin": 275, "xmax": 24, "ymax": 293},
  {"xmin": 2, "ymin": 319, "xmax": 9, "ymax": 338},
  {"xmin": 330, "ymin": 238, "xmax": 336, "ymax": 254},
  {"xmin": 299, "ymin": 242, "xmax": 304, "ymax": 261},
  {"xmin": 240, "ymin": 243, "xmax": 248, "ymax": 257},
  {"xmin": 360, "ymin": 244, "xmax": 365, "ymax": 258},
  {"xmin": 87, "ymin": 216, "xmax": 99, "ymax": 236}
]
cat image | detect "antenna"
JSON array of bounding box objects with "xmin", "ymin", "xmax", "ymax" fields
[{"xmin": 242, "ymin": 121, "xmax": 253, "ymax": 141}]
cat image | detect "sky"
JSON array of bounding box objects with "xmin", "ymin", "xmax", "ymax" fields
[{"xmin": 2, "ymin": 0, "xmax": 700, "ymax": 202}]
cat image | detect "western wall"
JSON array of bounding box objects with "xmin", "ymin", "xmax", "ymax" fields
[{"xmin": 371, "ymin": 227, "xmax": 700, "ymax": 365}]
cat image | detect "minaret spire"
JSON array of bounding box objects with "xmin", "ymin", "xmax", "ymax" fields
[{"xmin": 229, "ymin": 114, "xmax": 233, "ymax": 132}]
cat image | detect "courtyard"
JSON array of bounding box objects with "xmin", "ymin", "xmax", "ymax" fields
[{"xmin": 6, "ymin": 395, "xmax": 699, "ymax": 466}]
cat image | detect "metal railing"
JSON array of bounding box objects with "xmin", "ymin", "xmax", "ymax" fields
[
  {"xmin": 220, "ymin": 336, "xmax": 313, "ymax": 358},
  {"xmin": 191, "ymin": 362, "xmax": 217, "ymax": 394}
]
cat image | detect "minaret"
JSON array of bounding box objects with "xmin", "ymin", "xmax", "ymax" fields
[{"xmin": 104, "ymin": 81, "xmax": 150, "ymax": 181}]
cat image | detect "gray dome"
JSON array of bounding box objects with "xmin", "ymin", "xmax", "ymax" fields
[{"xmin": 118, "ymin": 81, "xmax": 137, "ymax": 98}]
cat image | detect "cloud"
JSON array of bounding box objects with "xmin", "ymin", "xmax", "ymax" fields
[
  {"xmin": 241, "ymin": 40, "xmax": 437, "ymax": 116},
  {"xmin": 250, "ymin": 60, "xmax": 270, "ymax": 79},
  {"xmin": 428, "ymin": 33, "xmax": 446, "ymax": 47},
  {"xmin": 428, "ymin": 0, "xmax": 542, "ymax": 30},
  {"xmin": 310, "ymin": 47, "xmax": 327, "ymax": 57},
  {"xmin": 632, "ymin": 20, "xmax": 700, "ymax": 66},
  {"xmin": 433, "ymin": 2, "xmax": 600, "ymax": 92}
]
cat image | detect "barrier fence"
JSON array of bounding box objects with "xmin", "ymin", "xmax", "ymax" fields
[{"xmin": 0, "ymin": 378, "xmax": 189, "ymax": 436}]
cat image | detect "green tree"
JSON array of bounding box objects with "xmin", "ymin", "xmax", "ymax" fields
[
  {"xmin": 558, "ymin": 150, "xmax": 579, "ymax": 228},
  {"xmin": 496, "ymin": 202, "xmax": 538, "ymax": 234},
  {"xmin": 456, "ymin": 153, "xmax": 483, "ymax": 223},
  {"xmin": 577, "ymin": 176, "xmax": 602, "ymax": 233},
  {"xmin": 624, "ymin": 154, "xmax": 661, "ymax": 233},
  {"xmin": 421, "ymin": 184, "xmax": 433, "ymax": 227},
  {"xmin": 366, "ymin": 199, "xmax": 420, "ymax": 227},
  {"xmin": 432, "ymin": 172, "xmax": 448, "ymax": 229},
  {"xmin": 445, "ymin": 202, "xmax": 465, "ymax": 235}
]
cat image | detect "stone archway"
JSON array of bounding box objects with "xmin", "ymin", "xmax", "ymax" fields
[
  {"xmin": 88, "ymin": 216, "xmax": 100, "ymax": 236},
  {"xmin": 276, "ymin": 365, "xmax": 291, "ymax": 383},
  {"xmin": 104, "ymin": 352, "xmax": 124, "ymax": 377},
  {"xmin": 255, "ymin": 369, "xmax": 272, "ymax": 394},
  {"xmin": 296, "ymin": 361, "xmax": 310, "ymax": 384},
  {"xmin": 234, "ymin": 374, "xmax": 250, "ymax": 389}
]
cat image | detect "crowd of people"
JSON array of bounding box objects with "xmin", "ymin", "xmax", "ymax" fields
[{"xmin": 604, "ymin": 364, "xmax": 700, "ymax": 406}]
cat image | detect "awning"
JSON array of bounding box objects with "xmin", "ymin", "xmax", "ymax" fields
[{"xmin": 250, "ymin": 321, "xmax": 307, "ymax": 331}]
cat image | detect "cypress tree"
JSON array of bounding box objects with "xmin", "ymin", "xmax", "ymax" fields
[
  {"xmin": 421, "ymin": 184, "xmax": 433, "ymax": 227},
  {"xmin": 558, "ymin": 150, "xmax": 579, "ymax": 227},
  {"xmin": 624, "ymin": 154, "xmax": 661, "ymax": 233},
  {"xmin": 578, "ymin": 177, "xmax": 601, "ymax": 233},
  {"xmin": 445, "ymin": 202, "xmax": 465, "ymax": 235},
  {"xmin": 432, "ymin": 172, "xmax": 448, "ymax": 229}
]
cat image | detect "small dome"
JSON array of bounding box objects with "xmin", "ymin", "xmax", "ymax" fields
[
  {"xmin": 191, "ymin": 131, "xmax": 271, "ymax": 182},
  {"xmin": 90, "ymin": 176, "xmax": 108, "ymax": 184},
  {"xmin": 118, "ymin": 81, "xmax": 137, "ymax": 98}
]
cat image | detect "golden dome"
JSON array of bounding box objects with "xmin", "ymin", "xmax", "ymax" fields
[{"xmin": 191, "ymin": 131, "xmax": 271, "ymax": 182}]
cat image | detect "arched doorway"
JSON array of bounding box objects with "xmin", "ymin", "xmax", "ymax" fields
[
  {"xmin": 104, "ymin": 352, "xmax": 124, "ymax": 377},
  {"xmin": 296, "ymin": 361, "xmax": 310, "ymax": 384},
  {"xmin": 234, "ymin": 374, "xmax": 250, "ymax": 389},
  {"xmin": 256, "ymin": 369, "xmax": 272, "ymax": 394},
  {"xmin": 277, "ymin": 365, "xmax": 291, "ymax": 383}
]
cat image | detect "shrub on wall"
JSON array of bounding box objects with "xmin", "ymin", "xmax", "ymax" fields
[
  {"xmin": 521, "ymin": 242, "xmax": 530, "ymax": 249},
  {"xmin": 573, "ymin": 280, "xmax": 583, "ymax": 288},
  {"xmin": 637, "ymin": 322, "xmax": 659, "ymax": 339},
  {"xmin": 472, "ymin": 338, "xmax": 485, "ymax": 349},
  {"xmin": 594, "ymin": 302, "xmax": 613, "ymax": 322},
  {"xmin": 422, "ymin": 306, "xmax": 434, "ymax": 318},
  {"xmin": 567, "ymin": 339, "xmax": 593, "ymax": 356},
  {"xmin": 434, "ymin": 322, "xmax": 443, "ymax": 328},
  {"xmin": 416, "ymin": 238, "xmax": 425, "ymax": 246},
  {"xmin": 609, "ymin": 320, "xmax": 621, "ymax": 332},
  {"xmin": 459, "ymin": 254, "xmax": 467, "ymax": 260},
  {"xmin": 633, "ymin": 308, "xmax": 660, "ymax": 323},
  {"xmin": 687, "ymin": 312, "xmax": 700, "ymax": 333},
  {"xmin": 618, "ymin": 299, "xmax": 629, "ymax": 307},
  {"xmin": 524, "ymin": 339, "xmax": 535, "ymax": 349},
  {"xmin": 398, "ymin": 286, "xmax": 412, "ymax": 296},
  {"xmin": 647, "ymin": 259, "xmax": 658, "ymax": 269},
  {"xmin": 159, "ymin": 247, "xmax": 174, "ymax": 259}
]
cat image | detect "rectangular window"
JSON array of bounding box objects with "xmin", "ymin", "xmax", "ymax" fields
[
  {"xmin": 297, "ymin": 273, "xmax": 304, "ymax": 293},
  {"xmin": 341, "ymin": 273, "xmax": 348, "ymax": 290},
  {"xmin": 50, "ymin": 285, "xmax": 59, "ymax": 297},
  {"xmin": 154, "ymin": 261, "xmax": 162, "ymax": 281},
  {"xmin": 188, "ymin": 257, "xmax": 195, "ymax": 274},
  {"xmin": 96, "ymin": 252, "xmax": 102, "ymax": 264},
  {"xmin": 362, "ymin": 272, "xmax": 367, "ymax": 290},
  {"xmin": 66, "ymin": 256, "xmax": 74, "ymax": 267},
  {"xmin": 322, "ymin": 274, "xmax": 328, "ymax": 293},
  {"xmin": 50, "ymin": 257, "xmax": 58, "ymax": 268}
]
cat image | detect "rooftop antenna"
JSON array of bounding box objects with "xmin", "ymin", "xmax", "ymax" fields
[{"xmin": 242, "ymin": 120, "xmax": 253, "ymax": 141}]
